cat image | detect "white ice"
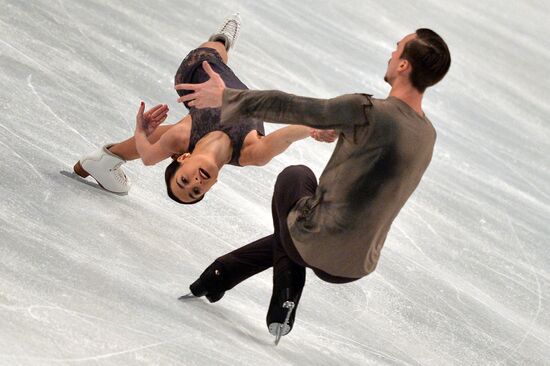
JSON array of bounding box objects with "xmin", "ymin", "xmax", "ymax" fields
[{"xmin": 1, "ymin": 1, "xmax": 549, "ymax": 365}]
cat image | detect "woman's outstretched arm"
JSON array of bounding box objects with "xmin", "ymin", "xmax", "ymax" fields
[{"xmin": 241, "ymin": 125, "xmax": 337, "ymax": 166}]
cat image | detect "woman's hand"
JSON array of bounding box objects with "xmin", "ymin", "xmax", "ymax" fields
[
  {"xmin": 136, "ymin": 102, "xmax": 169, "ymax": 136},
  {"xmin": 310, "ymin": 129, "xmax": 338, "ymax": 143}
]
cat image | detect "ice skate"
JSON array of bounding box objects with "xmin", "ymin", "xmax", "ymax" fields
[
  {"xmin": 269, "ymin": 300, "xmax": 295, "ymax": 345},
  {"xmin": 208, "ymin": 13, "xmax": 241, "ymax": 50},
  {"xmin": 266, "ymin": 270, "xmax": 304, "ymax": 345},
  {"xmin": 74, "ymin": 144, "xmax": 130, "ymax": 193},
  {"xmin": 186, "ymin": 261, "xmax": 227, "ymax": 303}
]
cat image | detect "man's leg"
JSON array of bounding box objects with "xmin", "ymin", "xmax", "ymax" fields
[
  {"xmin": 267, "ymin": 165, "xmax": 318, "ymax": 336},
  {"xmin": 188, "ymin": 165, "xmax": 316, "ymax": 339},
  {"xmin": 189, "ymin": 234, "xmax": 274, "ymax": 302}
]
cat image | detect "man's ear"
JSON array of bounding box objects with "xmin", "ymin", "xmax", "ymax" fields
[{"xmin": 398, "ymin": 59, "xmax": 411, "ymax": 74}]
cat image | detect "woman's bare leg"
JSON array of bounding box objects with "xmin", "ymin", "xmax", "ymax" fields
[{"xmin": 200, "ymin": 41, "xmax": 229, "ymax": 64}]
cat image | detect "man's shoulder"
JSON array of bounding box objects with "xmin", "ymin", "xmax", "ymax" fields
[
  {"xmin": 347, "ymin": 93, "xmax": 374, "ymax": 105},
  {"xmin": 347, "ymin": 94, "xmax": 397, "ymax": 113}
]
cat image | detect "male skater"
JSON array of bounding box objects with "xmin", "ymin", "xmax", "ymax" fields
[{"xmin": 177, "ymin": 29, "xmax": 451, "ymax": 343}]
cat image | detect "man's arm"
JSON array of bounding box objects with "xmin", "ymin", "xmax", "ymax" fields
[
  {"xmin": 221, "ymin": 89, "xmax": 370, "ymax": 130},
  {"xmin": 175, "ymin": 61, "xmax": 371, "ymax": 130}
]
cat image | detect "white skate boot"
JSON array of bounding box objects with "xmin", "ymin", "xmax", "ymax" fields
[
  {"xmin": 208, "ymin": 13, "xmax": 241, "ymax": 51},
  {"xmin": 73, "ymin": 144, "xmax": 130, "ymax": 193}
]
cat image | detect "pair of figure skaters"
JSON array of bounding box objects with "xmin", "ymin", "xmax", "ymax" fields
[{"xmin": 75, "ymin": 14, "xmax": 451, "ymax": 344}]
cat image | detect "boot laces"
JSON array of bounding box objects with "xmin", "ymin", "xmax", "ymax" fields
[
  {"xmin": 219, "ymin": 14, "xmax": 240, "ymax": 43},
  {"xmin": 109, "ymin": 163, "xmax": 128, "ymax": 184}
]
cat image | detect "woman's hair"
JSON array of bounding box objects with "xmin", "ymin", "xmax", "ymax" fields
[
  {"xmin": 400, "ymin": 28, "xmax": 451, "ymax": 93},
  {"xmin": 164, "ymin": 158, "xmax": 204, "ymax": 205}
]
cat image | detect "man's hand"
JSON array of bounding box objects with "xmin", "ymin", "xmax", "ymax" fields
[
  {"xmin": 136, "ymin": 102, "xmax": 169, "ymax": 136},
  {"xmin": 175, "ymin": 61, "xmax": 226, "ymax": 108},
  {"xmin": 310, "ymin": 129, "xmax": 338, "ymax": 143}
]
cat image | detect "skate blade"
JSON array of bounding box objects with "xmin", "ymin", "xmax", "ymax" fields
[
  {"xmin": 178, "ymin": 293, "xmax": 200, "ymax": 301},
  {"xmin": 59, "ymin": 170, "xmax": 128, "ymax": 196},
  {"xmin": 269, "ymin": 322, "xmax": 290, "ymax": 338},
  {"xmin": 269, "ymin": 301, "xmax": 295, "ymax": 345}
]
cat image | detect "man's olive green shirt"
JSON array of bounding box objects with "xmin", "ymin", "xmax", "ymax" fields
[{"xmin": 221, "ymin": 88, "xmax": 436, "ymax": 278}]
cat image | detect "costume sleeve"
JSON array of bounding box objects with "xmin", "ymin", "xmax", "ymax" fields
[{"xmin": 220, "ymin": 88, "xmax": 372, "ymax": 130}]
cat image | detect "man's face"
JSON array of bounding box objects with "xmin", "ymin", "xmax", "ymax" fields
[
  {"xmin": 384, "ymin": 33, "xmax": 417, "ymax": 85},
  {"xmin": 170, "ymin": 154, "xmax": 219, "ymax": 203}
]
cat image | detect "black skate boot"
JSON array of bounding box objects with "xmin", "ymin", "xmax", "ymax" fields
[
  {"xmin": 266, "ymin": 270, "xmax": 305, "ymax": 345},
  {"xmin": 182, "ymin": 261, "xmax": 227, "ymax": 303}
]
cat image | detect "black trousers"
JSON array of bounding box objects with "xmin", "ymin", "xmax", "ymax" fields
[{"xmin": 214, "ymin": 165, "xmax": 355, "ymax": 296}]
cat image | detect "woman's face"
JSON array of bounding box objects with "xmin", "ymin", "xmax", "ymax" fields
[{"xmin": 170, "ymin": 153, "xmax": 219, "ymax": 203}]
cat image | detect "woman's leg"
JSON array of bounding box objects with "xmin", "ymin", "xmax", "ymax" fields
[
  {"xmin": 174, "ymin": 41, "xmax": 236, "ymax": 109},
  {"xmin": 199, "ymin": 41, "xmax": 228, "ymax": 63}
]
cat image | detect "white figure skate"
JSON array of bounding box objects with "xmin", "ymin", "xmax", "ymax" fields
[
  {"xmin": 208, "ymin": 13, "xmax": 241, "ymax": 51},
  {"xmin": 74, "ymin": 144, "xmax": 130, "ymax": 193}
]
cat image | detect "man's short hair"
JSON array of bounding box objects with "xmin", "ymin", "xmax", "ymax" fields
[
  {"xmin": 164, "ymin": 159, "xmax": 204, "ymax": 205},
  {"xmin": 401, "ymin": 28, "xmax": 451, "ymax": 93}
]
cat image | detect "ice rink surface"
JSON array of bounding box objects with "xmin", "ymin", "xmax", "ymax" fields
[{"xmin": 1, "ymin": 0, "xmax": 549, "ymax": 365}]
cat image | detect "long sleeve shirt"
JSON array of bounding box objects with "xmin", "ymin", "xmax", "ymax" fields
[{"xmin": 221, "ymin": 89, "xmax": 437, "ymax": 278}]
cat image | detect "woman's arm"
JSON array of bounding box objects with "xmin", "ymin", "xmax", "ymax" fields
[
  {"xmin": 242, "ymin": 125, "xmax": 337, "ymax": 166},
  {"xmin": 134, "ymin": 102, "xmax": 174, "ymax": 166}
]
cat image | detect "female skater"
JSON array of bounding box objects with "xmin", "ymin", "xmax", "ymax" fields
[{"xmin": 74, "ymin": 14, "xmax": 336, "ymax": 203}]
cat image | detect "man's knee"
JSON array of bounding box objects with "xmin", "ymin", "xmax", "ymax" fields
[
  {"xmin": 276, "ymin": 165, "xmax": 316, "ymax": 189},
  {"xmin": 273, "ymin": 165, "xmax": 317, "ymax": 207}
]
